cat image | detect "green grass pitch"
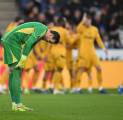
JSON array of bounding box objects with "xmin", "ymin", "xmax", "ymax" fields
[{"xmin": 0, "ymin": 93, "xmax": 123, "ymax": 120}]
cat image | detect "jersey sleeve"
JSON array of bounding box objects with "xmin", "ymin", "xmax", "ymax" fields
[
  {"xmin": 95, "ymin": 28, "xmax": 105, "ymax": 49},
  {"xmin": 22, "ymin": 22, "xmax": 48, "ymax": 56},
  {"xmin": 76, "ymin": 21, "xmax": 83, "ymax": 34},
  {"xmin": 34, "ymin": 22, "xmax": 48, "ymax": 37},
  {"xmin": 22, "ymin": 32, "xmax": 38, "ymax": 56}
]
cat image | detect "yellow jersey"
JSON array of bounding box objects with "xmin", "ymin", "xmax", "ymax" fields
[
  {"xmin": 51, "ymin": 26, "xmax": 70, "ymax": 46},
  {"xmin": 77, "ymin": 22, "xmax": 105, "ymax": 57},
  {"xmin": 5, "ymin": 22, "xmax": 18, "ymax": 33}
]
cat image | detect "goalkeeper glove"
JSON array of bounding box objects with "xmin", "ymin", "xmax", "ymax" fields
[{"xmin": 16, "ymin": 54, "xmax": 27, "ymax": 68}]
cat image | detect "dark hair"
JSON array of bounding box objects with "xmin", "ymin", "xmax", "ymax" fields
[
  {"xmin": 85, "ymin": 11, "xmax": 94, "ymax": 19},
  {"xmin": 51, "ymin": 30, "xmax": 60, "ymax": 44},
  {"xmin": 14, "ymin": 16, "xmax": 23, "ymax": 22}
]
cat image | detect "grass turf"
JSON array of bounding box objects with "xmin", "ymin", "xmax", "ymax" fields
[{"xmin": 0, "ymin": 93, "xmax": 123, "ymax": 120}]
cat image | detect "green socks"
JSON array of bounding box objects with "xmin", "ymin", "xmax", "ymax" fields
[{"xmin": 9, "ymin": 67, "xmax": 22, "ymax": 104}]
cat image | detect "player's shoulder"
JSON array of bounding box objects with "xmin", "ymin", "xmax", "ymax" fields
[
  {"xmin": 20, "ymin": 22, "xmax": 47, "ymax": 29},
  {"xmin": 24, "ymin": 22, "xmax": 42, "ymax": 25},
  {"xmin": 57, "ymin": 26, "xmax": 67, "ymax": 31},
  {"xmin": 51, "ymin": 26, "xmax": 59, "ymax": 31},
  {"xmin": 77, "ymin": 22, "xmax": 84, "ymax": 28},
  {"xmin": 91, "ymin": 25, "xmax": 99, "ymax": 32},
  {"xmin": 51, "ymin": 26, "xmax": 60, "ymax": 29},
  {"xmin": 62, "ymin": 27, "xmax": 69, "ymax": 33},
  {"xmin": 52, "ymin": 26, "xmax": 67, "ymax": 33}
]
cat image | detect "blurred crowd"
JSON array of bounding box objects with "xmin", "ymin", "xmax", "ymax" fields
[
  {"xmin": 15, "ymin": 0, "xmax": 123, "ymax": 48},
  {"xmin": 0, "ymin": 0, "xmax": 123, "ymax": 95}
]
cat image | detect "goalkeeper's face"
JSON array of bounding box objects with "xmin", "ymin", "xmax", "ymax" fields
[{"xmin": 45, "ymin": 30, "xmax": 60, "ymax": 44}]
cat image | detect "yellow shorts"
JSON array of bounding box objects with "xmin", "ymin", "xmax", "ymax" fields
[
  {"xmin": 44, "ymin": 59, "xmax": 54, "ymax": 71},
  {"xmin": 25, "ymin": 53, "xmax": 37, "ymax": 70},
  {"xmin": 77, "ymin": 55, "xmax": 100, "ymax": 69},
  {"xmin": 54, "ymin": 56, "xmax": 67, "ymax": 69}
]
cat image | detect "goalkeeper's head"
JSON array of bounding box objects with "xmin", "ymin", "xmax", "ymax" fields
[{"xmin": 44, "ymin": 30, "xmax": 60, "ymax": 44}]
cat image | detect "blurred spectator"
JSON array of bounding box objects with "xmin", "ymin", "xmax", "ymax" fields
[
  {"xmin": 72, "ymin": 9, "xmax": 82, "ymax": 25},
  {"xmin": 38, "ymin": 13, "xmax": 47, "ymax": 24},
  {"xmin": 0, "ymin": 31, "xmax": 2, "ymax": 41},
  {"xmin": 6, "ymin": 16, "xmax": 24, "ymax": 33},
  {"xmin": 107, "ymin": 16, "xmax": 121, "ymax": 48},
  {"xmin": 0, "ymin": 0, "xmax": 122, "ymax": 93},
  {"xmin": 62, "ymin": 8, "xmax": 71, "ymax": 22},
  {"xmin": 16, "ymin": 0, "xmax": 34, "ymax": 15},
  {"xmin": 45, "ymin": 7, "xmax": 56, "ymax": 22},
  {"xmin": 14, "ymin": 0, "xmax": 123, "ymax": 48},
  {"xmin": 24, "ymin": 6, "xmax": 39, "ymax": 22}
]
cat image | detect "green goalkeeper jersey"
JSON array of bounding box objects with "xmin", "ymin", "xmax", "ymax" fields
[{"xmin": 1, "ymin": 22, "xmax": 48, "ymax": 65}]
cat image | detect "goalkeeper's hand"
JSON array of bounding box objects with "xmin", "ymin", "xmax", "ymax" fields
[{"xmin": 16, "ymin": 55, "xmax": 27, "ymax": 68}]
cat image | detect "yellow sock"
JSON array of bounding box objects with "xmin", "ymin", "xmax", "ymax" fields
[
  {"xmin": 76, "ymin": 70, "xmax": 82, "ymax": 88},
  {"xmin": 97, "ymin": 71, "xmax": 103, "ymax": 87},
  {"xmin": 52, "ymin": 71, "xmax": 62, "ymax": 90},
  {"xmin": 62, "ymin": 67, "xmax": 71, "ymax": 89},
  {"xmin": 88, "ymin": 79, "xmax": 92, "ymax": 88}
]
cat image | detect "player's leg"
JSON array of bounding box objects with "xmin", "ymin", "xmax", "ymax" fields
[
  {"xmin": 70, "ymin": 59, "xmax": 79, "ymax": 91},
  {"xmin": 43, "ymin": 60, "xmax": 54, "ymax": 93},
  {"xmin": 61, "ymin": 56, "xmax": 71, "ymax": 92},
  {"xmin": 72, "ymin": 57, "xmax": 89, "ymax": 93},
  {"xmin": 9, "ymin": 63, "xmax": 33, "ymax": 111},
  {"xmin": 45, "ymin": 56, "xmax": 55, "ymax": 92},
  {"xmin": 8, "ymin": 66, "xmax": 25, "ymax": 111},
  {"xmin": 95, "ymin": 65, "xmax": 106, "ymax": 93},
  {"xmin": 8, "ymin": 63, "xmax": 20, "ymax": 104},
  {"xmin": 70, "ymin": 67, "xmax": 85, "ymax": 94},
  {"xmin": 76, "ymin": 67, "xmax": 88, "ymax": 93},
  {"xmin": 52, "ymin": 54, "xmax": 67, "ymax": 94},
  {"xmin": 8, "ymin": 68, "xmax": 14, "ymax": 102},
  {"xmin": 35, "ymin": 70, "xmax": 50, "ymax": 94},
  {"xmin": 96, "ymin": 65, "xmax": 103, "ymax": 88},
  {"xmin": 22, "ymin": 69, "xmax": 32, "ymax": 94},
  {"xmin": 71, "ymin": 63, "xmax": 77, "ymax": 90},
  {"xmin": 44, "ymin": 70, "xmax": 54, "ymax": 93},
  {"xmin": 62, "ymin": 66, "xmax": 71, "ymax": 91},
  {"xmin": 87, "ymin": 68, "xmax": 93, "ymax": 93},
  {"xmin": 93, "ymin": 57, "xmax": 106, "ymax": 93},
  {"xmin": 33, "ymin": 67, "xmax": 45, "ymax": 92},
  {"xmin": 66, "ymin": 49, "xmax": 73, "ymax": 88},
  {"xmin": 12, "ymin": 68, "xmax": 33, "ymax": 111},
  {"xmin": 11, "ymin": 68, "xmax": 22, "ymax": 104},
  {"xmin": 52, "ymin": 69, "xmax": 64, "ymax": 94}
]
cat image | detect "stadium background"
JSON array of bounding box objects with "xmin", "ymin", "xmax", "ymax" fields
[{"xmin": 0, "ymin": 0, "xmax": 123, "ymax": 93}]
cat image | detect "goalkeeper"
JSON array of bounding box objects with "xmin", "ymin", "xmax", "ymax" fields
[{"xmin": 1, "ymin": 22, "xmax": 60, "ymax": 111}]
